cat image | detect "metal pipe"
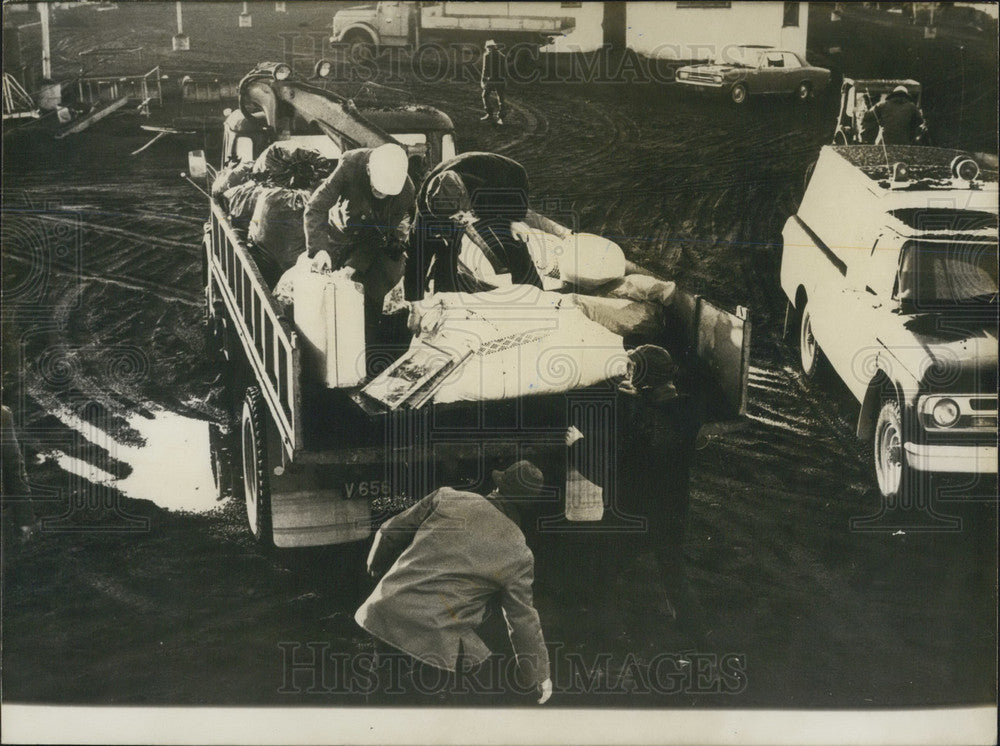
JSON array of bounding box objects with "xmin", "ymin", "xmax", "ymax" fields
[
  {"xmin": 37, "ymin": 2, "xmax": 52, "ymax": 79},
  {"xmin": 176, "ymin": 2, "xmax": 184, "ymax": 35}
]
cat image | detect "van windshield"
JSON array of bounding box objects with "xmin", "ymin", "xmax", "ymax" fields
[{"xmin": 897, "ymin": 240, "xmax": 999, "ymax": 309}]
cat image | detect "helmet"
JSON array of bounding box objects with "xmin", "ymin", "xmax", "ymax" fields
[
  {"xmin": 891, "ymin": 85, "xmax": 911, "ymax": 98},
  {"xmin": 368, "ymin": 143, "xmax": 409, "ymax": 197}
]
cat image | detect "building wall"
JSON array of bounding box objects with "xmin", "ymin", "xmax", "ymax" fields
[
  {"xmin": 433, "ymin": 2, "xmax": 809, "ymax": 57},
  {"xmin": 626, "ymin": 2, "xmax": 808, "ymax": 60}
]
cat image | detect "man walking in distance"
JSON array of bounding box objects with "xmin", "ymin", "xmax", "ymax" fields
[
  {"xmin": 480, "ymin": 39, "xmax": 507, "ymax": 125},
  {"xmin": 355, "ymin": 461, "xmax": 553, "ymax": 704}
]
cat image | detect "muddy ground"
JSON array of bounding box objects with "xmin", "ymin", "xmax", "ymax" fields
[{"xmin": 2, "ymin": 2, "xmax": 997, "ymax": 709}]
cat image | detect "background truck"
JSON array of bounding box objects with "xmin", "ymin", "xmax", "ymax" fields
[
  {"xmin": 780, "ymin": 145, "xmax": 998, "ymax": 503},
  {"xmin": 189, "ymin": 63, "xmax": 752, "ymax": 560},
  {"xmin": 331, "ymin": 1, "xmax": 575, "ymax": 51}
]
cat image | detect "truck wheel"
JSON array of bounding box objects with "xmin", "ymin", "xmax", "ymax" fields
[
  {"xmin": 795, "ymin": 81, "xmax": 812, "ymax": 101},
  {"xmin": 241, "ymin": 386, "xmax": 273, "ymax": 546},
  {"xmin": 798, "ymin": 303, "xmax": 822, "ymax": 378},
  {"xmin": 344, "ymin": 30, "xmax": 375, "ymax": 59},
  {"xmin": 873, "ymin": 399, "xmax": 908, "ymax": 503},
  {"xmin": 730, "ymin": 83, "xmax": 748, "ymax": 105}
]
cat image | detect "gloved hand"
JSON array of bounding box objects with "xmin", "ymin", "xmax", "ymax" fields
[
  {"xmin": 450, "ymin": 210, "xmax": 478, "ymax": 228},
  {"xmin": 537, "ymin": 678, "xmax": 553, "ymax": 704},
  {"xmin": 512, "ymin": 223, "xmax": 533, "ymax": 245},
  {"xmin": 565, "ymin": 426, "xmax": 584, "ymax": 447},
  {"xmin": 311, "ymin": 250, "xmax": 332, "ymax": 273}
]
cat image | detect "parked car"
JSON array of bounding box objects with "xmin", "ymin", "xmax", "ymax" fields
[
  {"xmin": 780, "ymin": 145, "xmax": 998, "ymax": 502},
  {"xmin": 676, "ymin": 45, "xmax": 830, "ymax": 105}
]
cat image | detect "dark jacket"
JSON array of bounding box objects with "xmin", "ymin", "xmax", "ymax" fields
[
  {"xmin": 482, "ymin": 47, "xmax": 507, "ymax": 85},
  {"xmin": 862, "ymin": 93, "xmax": 925, "ymax": 145},
  {"xmin": 303, "ymin": 148, "xmax": 415, "ymax": 264},
  {"xmin": 356, "ymin": 487, "xmax": 550, "ymax": 686},
  {"xmin": 406, "ymin": 153, "xmax": 535, "ymax": 300}
]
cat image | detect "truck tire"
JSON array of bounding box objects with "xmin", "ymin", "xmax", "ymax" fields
[
  {"xmin": 873, "ymin": 398, "xmax": 909, "ymax": 504},
  {"xmin": 798, "ymin": 302, "xmax": 822, "ymax": 378},
  {"xmin": 343, "ymin": 29, "xmax": 375, "ymax": 58},
  {"xmin": 241, "ymin": 386, "xmax": 273, "ymax": 546},
  {"xmin": 730, "ymin": 83, "xmax": 748, "ymax": 105}
]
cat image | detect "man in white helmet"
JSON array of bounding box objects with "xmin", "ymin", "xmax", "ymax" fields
[{"xmin": 303, "ymin": 143, "xmax": 416, "ymax": 314}]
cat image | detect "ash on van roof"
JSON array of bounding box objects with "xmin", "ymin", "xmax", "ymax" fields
[{"xmin": 831, "ymin": 145, "xmax": 999, "ymax": 184}]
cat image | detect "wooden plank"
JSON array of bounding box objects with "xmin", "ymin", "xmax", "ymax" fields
[{"xmin": 54, "ymin": 96, "xmax": 127, "ymax": 138}]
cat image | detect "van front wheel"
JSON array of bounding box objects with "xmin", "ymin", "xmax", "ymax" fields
[
  {"xmin": 798, "ymin": 303, "xmax": 822, "ymax": 378},
  {"xmin": 874, "ymin": 398, "xmax": 909, "ymax": 503}
]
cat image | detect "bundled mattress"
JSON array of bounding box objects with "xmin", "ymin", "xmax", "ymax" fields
[{"xmin": 406, "ymin": 286, "xmax": 628, "ymax": 404}]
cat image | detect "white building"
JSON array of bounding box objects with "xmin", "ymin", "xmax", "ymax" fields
[
  {"xmin": 625, "ymin": 2, "xmax": 807, "ymax": 60},
  {"xmin": 530, "ymin": 1, "xmax": 809, "ymax": 59}
]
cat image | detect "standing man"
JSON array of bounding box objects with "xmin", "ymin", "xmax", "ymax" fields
[
  {"xmin": 303, "ymin": 143, "xmax": 415, "ymax": 317},
  {"xmin": 567, "ymin": 345, "xmax": 709, "ymax": 647},
  {"xmin": 861, "ymin": 85, "xmax": 927, "ymax": 145},
  {"xmin": 404, "ymin": 151, "xmax": 541, "ymax": 301},
  {"xmin": 480, "ymin": 39, "xmax": 507, "ymax": 125},
  {"xmin": 355, "ymin": 460, "xmax": 553, "ymax": 704}
]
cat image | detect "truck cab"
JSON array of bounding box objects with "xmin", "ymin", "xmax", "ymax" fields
[
  {"xmin": 332, "ymin": 1, "xmax": 414, "ymax": 49},
  {"xmin": 221, "ymin": 62, "xmax": 456, "ymax": 181},
  {"xmin": 781, "ymin": 145, "xmax": 998, "ymax": 501},
  {"xmin": 331, "ymin": 1, "xmax": 575, "ymax": 50}
]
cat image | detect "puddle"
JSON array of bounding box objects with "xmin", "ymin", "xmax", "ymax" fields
[{"xmin": 40, "ymin": 405, "xmax": 219, "ymax": 513}]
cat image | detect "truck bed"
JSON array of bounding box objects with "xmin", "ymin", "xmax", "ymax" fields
[
  {"xmin": 422, "ymin": 3, "xmax": 572, "ymax": 33},
  {"xmin": 204, "ymin": 197, "xmax": 750, "ymax": 466}
]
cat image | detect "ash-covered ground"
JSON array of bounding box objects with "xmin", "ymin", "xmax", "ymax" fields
[{"xmin": 2, "ymin": 2, "xmax": 996, "ymax": 708}]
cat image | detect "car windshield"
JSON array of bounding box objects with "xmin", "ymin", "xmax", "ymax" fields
[
  {"xmin": 714, "ymin": 47, "xmax": 764, "ymax": 68},
  {"xmin": 897, "ymin": 240, "xmax": 999, "ymax": 308}
]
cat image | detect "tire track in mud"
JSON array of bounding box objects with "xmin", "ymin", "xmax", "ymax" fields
[
  {"xmin": 2, "ymin": 251, "xmax": 200, "ymax": 308},
  {"xmin": 27, "ymin": 212, "xmax": 199, "ymax": 253}
]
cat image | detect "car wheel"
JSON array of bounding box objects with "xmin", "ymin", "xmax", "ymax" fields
[
  {"xmin": 795, "ymin": 81, "xmax": 812, "ymax": 101},
  {"xmin": 798, "ymin": 302, "xmax": 822, "ymax": 378},
  {"xmin": 874, "ymin": 398, "xmax": 908, "ymax": 503},
  {"xmin": 241, "ymin": 386, "xmax": 273, "ymax": 546},
  {"xmin": 730, "ymin": 83, "xmax": 748, "ymax": 105}
]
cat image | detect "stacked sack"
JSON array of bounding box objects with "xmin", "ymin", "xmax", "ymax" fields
[
  {"xmin": 211, "ymin": 161, "xmax": 254, "ymax": 209},
  {"xmin": 249, "ymin": 186, "xmax": 312, "ymax": 274},
  {"xmin": 213, "ymin": 142, "xmax": 337, "ymax": 284},
  {"xmin": 251, "ymin": 142, "xmax": 334, "ymax": 190},
  {"xmin": 248, "ymin": 143, "xmax": 336, "ymax": 283}
]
